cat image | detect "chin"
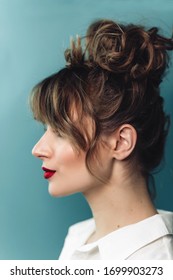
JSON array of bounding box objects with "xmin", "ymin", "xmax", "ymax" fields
[
  {"xmin": 48, "ymin": 183, "xmax": 75, "ymax": 197},
  {"xmin": 48, "ymin": 186, "xmax": 65, "ymax": 197}
]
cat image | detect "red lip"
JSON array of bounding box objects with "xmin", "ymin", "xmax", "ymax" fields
[{"xmin": 42, "ymin": 167, "xmax": 56, "ymax": 179}]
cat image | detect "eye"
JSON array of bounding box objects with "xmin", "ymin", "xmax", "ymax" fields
[
  {"xmin": 43, "ymin": 124, "xmax": 47, "ymax": 132},
  {"xmin": 51, "ymin": 127, "xmax": 63, "ymax": 138},
  {"xmin": 54, "ymin": 130, "xmax": 63, "ymax": 137},
  {"xmin": 43, "ymin": 124, "xmax": 63, "ymax": 138}
]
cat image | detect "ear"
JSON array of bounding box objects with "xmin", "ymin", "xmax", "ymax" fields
[{"xmin": 111, "ymin": 124, "xmax": 137, "ymax": 160}]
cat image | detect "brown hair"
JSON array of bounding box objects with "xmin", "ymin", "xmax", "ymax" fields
[{"xmin": 30, "ymin": 19, "xmax": 173, "ymax": 185}]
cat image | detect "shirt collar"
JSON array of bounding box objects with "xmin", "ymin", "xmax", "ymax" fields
[{"xmin": 76, "ymin": 211, "xmax": 173, "ymax": 260}]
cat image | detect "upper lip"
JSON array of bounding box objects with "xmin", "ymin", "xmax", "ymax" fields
[{"xmin": 42, "ymin": 167, "xmax": 56, "ymax": 172}]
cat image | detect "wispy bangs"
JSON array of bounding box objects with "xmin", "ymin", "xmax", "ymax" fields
[{"xmin": 30, "ymin": 67, "xmax": 92, "ymax": 150}]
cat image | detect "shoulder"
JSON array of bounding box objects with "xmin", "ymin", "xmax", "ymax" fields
[
  {"xmin": 158, "ymin": 209, "xmax": 173, "ymax": 234},
  {"xmin": 129, "ymin": 235, "xmax": 173, "ymax": 260},
  {"xmin": 128, "ymin": 210, "xmax": 173, "ymax": 260}
]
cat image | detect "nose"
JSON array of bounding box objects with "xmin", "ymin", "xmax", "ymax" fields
[{"xmin": 32, "ymin": 133, "xmax": 51, "ymax": 159}]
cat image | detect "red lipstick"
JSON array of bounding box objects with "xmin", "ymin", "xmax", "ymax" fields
[{"xmin": 42, "ymin": 167, "xmax": 56, "ymax": 179}]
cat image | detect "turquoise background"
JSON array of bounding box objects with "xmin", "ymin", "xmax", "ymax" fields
[{"xmin": 0, "ymin": 0, "xmax": 172, "ymax": 260}]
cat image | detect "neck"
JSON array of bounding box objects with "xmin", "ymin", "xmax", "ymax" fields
[{"xmin": 83, "ymin": 168, "xmax": 157, "ymax": 243}]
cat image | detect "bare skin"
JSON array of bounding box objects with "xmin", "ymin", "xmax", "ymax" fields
[
  {"xmin": 83, "ymin": 124, "xmax": 157, "ymax": 243},
  {"xmin": 32, "ymin": 124, "xmax": 157, "ymax": 244},
  {"xmin": 84, "ymin": 163, "xmax": 157, "ymax": 243}
]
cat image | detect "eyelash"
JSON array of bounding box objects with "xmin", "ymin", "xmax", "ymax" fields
[
  {"xmin": 43, "ymin": 125, "xmax": 62, "ymax": 137},
  {"xmin": 43, "ymin": 125, "xmax": 47, "ymax": 132},
  {"xmin": 55, "ymin": 131, "xmax": 62, "ymax": 137}
]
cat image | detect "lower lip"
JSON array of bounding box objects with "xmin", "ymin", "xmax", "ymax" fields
[{"xmin": 44, "ymin": 171, "xmax": 56, "ymax": 179}]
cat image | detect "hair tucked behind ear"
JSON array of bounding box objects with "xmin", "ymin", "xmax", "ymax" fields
[
  {"xmin": 65, "ymin": 20, "xmax": 173, "ymax": 174},
  {"xmin": 31, "ymin": 19, "xmax": 173, "ymax": 189}
]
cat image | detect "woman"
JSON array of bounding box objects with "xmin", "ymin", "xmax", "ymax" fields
[{"xmin": 31, "ymin": 19, "xmax": 173, "ymax": 259}]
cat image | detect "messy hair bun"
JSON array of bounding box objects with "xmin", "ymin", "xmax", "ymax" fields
[
  {"xmin": 65, "ymin": 20, "xmax": 173, "ymax": 108},
  {"xmin": 32, "ymin": 19, "xmax": 173, "ymax": 185},
  {"xmin": 66, "ymin": 19, "xmax": 173, "ymax": 82},
  {"xmin": 86, "ymin": 20, "xmax": 173, "ymax": 83}
]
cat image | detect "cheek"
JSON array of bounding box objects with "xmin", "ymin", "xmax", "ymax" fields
[
  {"xmin": 48, "ymin": 145, "xmax": 91, "ymax": 196},
  {"xmin": 55, "ymin": 144, "xmax": 86, "ymax": 172}
]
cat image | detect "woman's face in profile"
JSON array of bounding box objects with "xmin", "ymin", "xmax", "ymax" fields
[{"xmin": 32, "ymin": 125, "xmax": 111, "ymax": 196}]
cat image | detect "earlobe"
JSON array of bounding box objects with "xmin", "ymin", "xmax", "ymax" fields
[{"xmin": 113, "ymin": 125, "xmax": 137, "ymax": 160}]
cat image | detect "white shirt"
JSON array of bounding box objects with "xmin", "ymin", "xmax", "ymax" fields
[{"xmin": 58, "ymin": 210, "xmax": 173, "ymax": 260}]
